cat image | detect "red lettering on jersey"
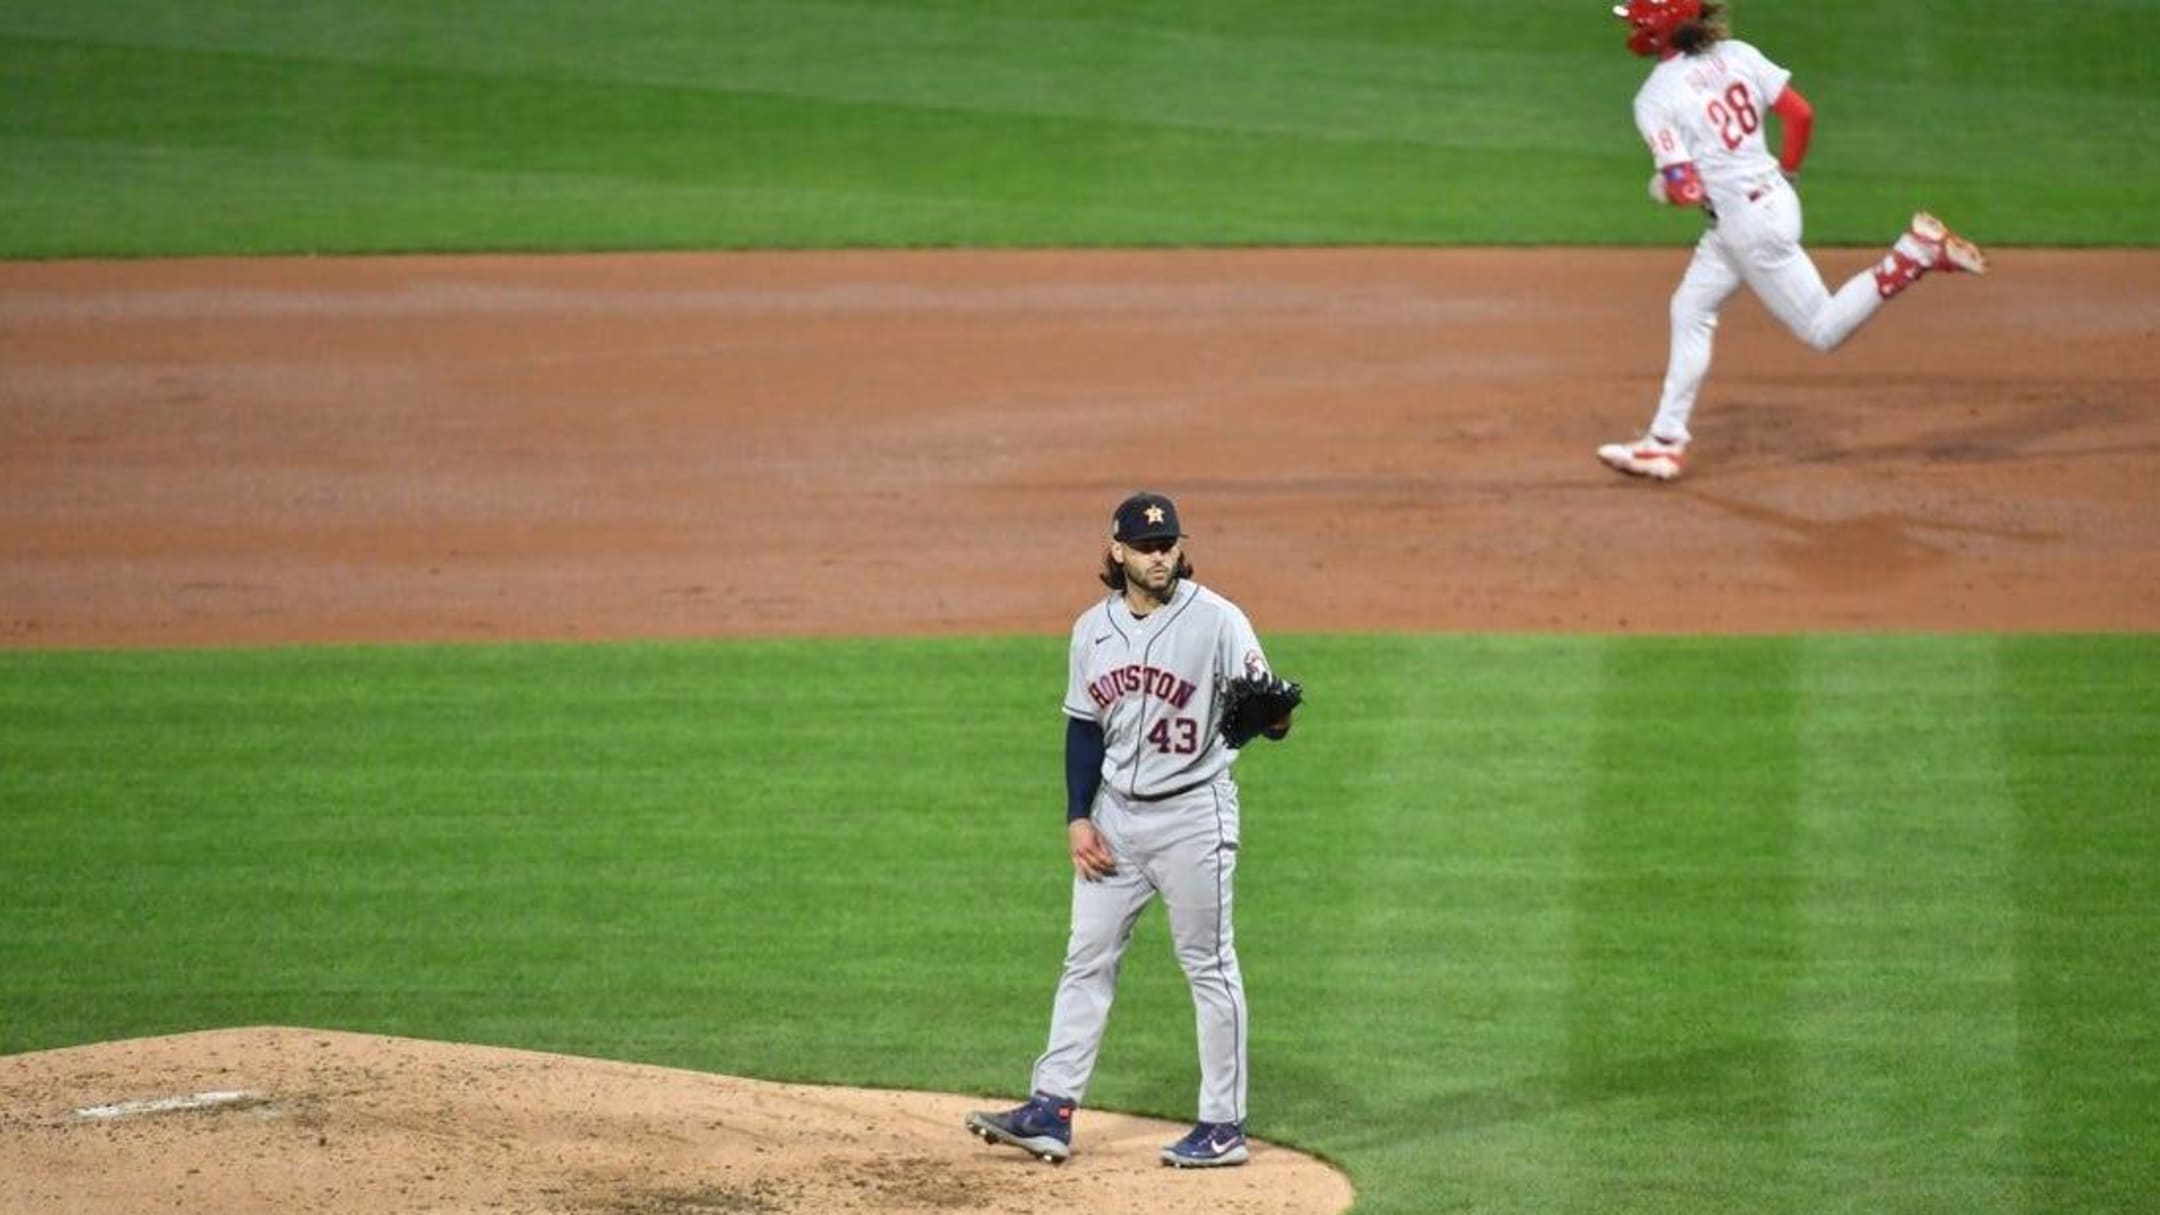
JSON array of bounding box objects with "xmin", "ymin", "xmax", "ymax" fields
[
  {"xmin": 1706, "ymin": 82, "xmax": 1760, "ymax": 151},
  {"xmin": 1087, "ymin": 664, "xmax": 1201, "ymax": 712}
]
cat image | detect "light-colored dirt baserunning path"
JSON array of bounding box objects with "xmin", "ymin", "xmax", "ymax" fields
[
  {"xmin": 0, "ymin": 1029, "xmax": 1353, "ymax": 1215},
  {"xmin": 3, "ymin": 248, "xmax": 2157, "ymax": 1215}
]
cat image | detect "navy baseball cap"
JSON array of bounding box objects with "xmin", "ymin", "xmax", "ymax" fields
[{"xmin": 1112, "ymin": 491, "xmax": 1183, "ymax": 542}]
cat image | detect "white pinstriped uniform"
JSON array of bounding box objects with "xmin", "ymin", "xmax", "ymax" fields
[{"xmin": 1031, "ymin": 580, "xmax": 1270, "ymax": 1123}]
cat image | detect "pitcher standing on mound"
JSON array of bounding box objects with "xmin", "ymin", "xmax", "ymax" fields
[
  {"xmin": 966, "ymin": 491, "xmax": 1296, "ymax": 1170},
  {"xmin": 1599, "ymin": 0, "xmax": 1989, "ymax": 483}
]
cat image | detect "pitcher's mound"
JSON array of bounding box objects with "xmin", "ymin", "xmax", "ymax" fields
[{"xmin": 0, "ymin": 1027, "xmax": 1353, "ymax": 1214}]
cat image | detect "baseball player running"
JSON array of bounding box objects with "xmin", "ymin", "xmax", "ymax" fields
[
  {"xmin": 1600, "ymin": 0, "xmax": 1988, "ymax": 482},
  {"xmin": 966, "ymin": 491, "xmax": 1297, "ymax": 1169}
]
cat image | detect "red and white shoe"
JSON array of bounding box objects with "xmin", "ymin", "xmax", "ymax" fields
[
  {"xmin": 1875, "ymin": 212, "xmax": 1989, "ymax": 298},
  {"xmin": 1597, "ymin": 433, "xmax": 1688, "ymax": 481},
  {"xmin": 1908, "ymin": 212, "xmax": 1989, "ymax": 275}
]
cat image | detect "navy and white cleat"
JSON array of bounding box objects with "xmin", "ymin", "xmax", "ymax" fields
[
  {"xmin": 965, "ymin": 1091, "xmax": 1074, "ymax": 1164},
  {"xmin": 1161, "ymin": 1119, "xmax": 1250, "ymax": 1168}
]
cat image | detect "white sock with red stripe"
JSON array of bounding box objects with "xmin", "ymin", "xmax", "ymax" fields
[{"xmin": 1872, "ymin": 230, "xmax": 1939, "ymax": 299}]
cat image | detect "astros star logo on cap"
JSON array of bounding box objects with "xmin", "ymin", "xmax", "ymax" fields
[{"xmin": 1144, "ymin": 505, "xmax": 1166, "ymax": 524}]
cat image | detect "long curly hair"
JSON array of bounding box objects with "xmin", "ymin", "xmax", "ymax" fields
[
  {"xmin": 1671, "ymin": 2, "xmax": 1730, "ymax": 55},
  {"xmin": 1099, "ymin": 548, "xmax": 1194, "ymax": 592}
]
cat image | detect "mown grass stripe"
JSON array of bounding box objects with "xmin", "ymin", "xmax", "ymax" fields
[
  {"xmin": 1311, "ymin": 637, "xmax": 1606, "ymax": 1210},
  {"xmin": 1793, "ymin": 636, "xmax": 2019, "ymax": 1213},
  {"xmin": 1568, "ymin": 637, "xmax": 1802, "ymax": 1213},
  {"xmin": 2001, "ymin": 636, "xmax": 2160, "ymax": 1212},
  {"xmin": 1419, "ymin": 637, "xmax": 1603, "ymax": 1210}
]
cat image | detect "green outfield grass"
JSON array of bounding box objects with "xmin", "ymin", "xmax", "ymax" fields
[
  {"xmin": 4, "ymin": 633, "xmax": 2155, "ymax": 1213},
  {"xmin": 2, "ymin": 0, "xmax": 2155, "ymax": 256}
]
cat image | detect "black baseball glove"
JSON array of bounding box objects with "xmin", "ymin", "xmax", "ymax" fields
[{"xmin": 1219, "ymin": 672, "xmax": 1303, "ymax": 750}]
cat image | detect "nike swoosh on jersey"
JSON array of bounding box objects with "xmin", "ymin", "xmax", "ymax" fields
[{"xmin": 1093, "ymin": 634, "xmax": 1113, "ymax": 645}]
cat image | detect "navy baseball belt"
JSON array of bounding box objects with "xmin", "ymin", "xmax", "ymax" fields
[{"xmin": 1129, "ymin": 776, "xmax": 1212, "ymax": 803}]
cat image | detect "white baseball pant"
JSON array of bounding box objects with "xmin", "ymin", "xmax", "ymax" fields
[{"xmin": 1652, "ymin": 179, "xmax": 1886, "ymax": 443}]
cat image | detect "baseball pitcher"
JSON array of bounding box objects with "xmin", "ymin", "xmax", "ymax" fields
[
  {"xmin": 966, "ymin": 491, "xmax": 1300, "ymax": 1169},
  {"xmin": 1599, "ymin": 0, "xmax": 1989, "ymax": 482}
]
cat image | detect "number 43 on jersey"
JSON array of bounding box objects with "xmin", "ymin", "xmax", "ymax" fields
[{"xmin": 1148, "ymin": 717, "xmax": 1200, "ymax": 754}]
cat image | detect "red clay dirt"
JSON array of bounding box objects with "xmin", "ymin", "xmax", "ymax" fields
[
  {"xmin": 3, "ymin": 248, "xmax": 2154, "ymax": 648},
  {"xmin": 1, "ymin": 249, "xmax": 2155, "ymax": 1215}
]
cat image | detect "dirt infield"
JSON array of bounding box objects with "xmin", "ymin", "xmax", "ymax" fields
[
  {"xmin": 0, "ymin": 1029, "xmax": 1353, "ymax": 1215},
  {"xmin": 1, "ymin": 248, "xmax": 2155, "ymax": 1214},
  {"xmin": 2, "ymin": 248, "xmax": 2154, "ymax": 647}
]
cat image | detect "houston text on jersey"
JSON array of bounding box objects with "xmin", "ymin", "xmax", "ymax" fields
[{"xmin": 1084, "ymin": 664, "xmax": 1199, "ymax": 711}]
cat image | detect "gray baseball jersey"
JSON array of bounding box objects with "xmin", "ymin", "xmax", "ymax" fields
[
  {"xmin": 1034, "ymin": 578, "xmax": 1268, "ymax": 1124},
  {"xmin": 1062, "ymin": 581, "xmax": 1270, "ymax": 800}
]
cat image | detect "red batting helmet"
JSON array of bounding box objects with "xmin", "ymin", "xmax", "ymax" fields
[{"xmin": 1613, "ymin": 0, "xmax": 1703, "ymax": 57}]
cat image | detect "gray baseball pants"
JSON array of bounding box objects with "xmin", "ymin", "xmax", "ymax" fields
[{"xmin": 1030, "ymin": 778, "xmax": 1248, "ymax": 1124}]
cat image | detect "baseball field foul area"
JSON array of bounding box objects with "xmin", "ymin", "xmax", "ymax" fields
[{"xmin": 4, "ymin": 3, "xmax": 2159, "ymax": 1214}]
